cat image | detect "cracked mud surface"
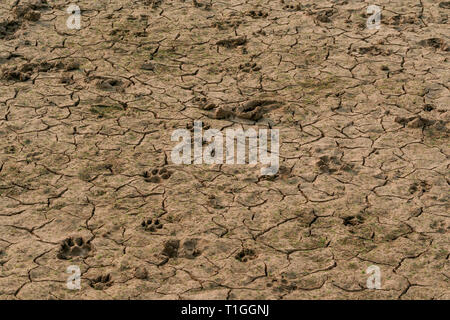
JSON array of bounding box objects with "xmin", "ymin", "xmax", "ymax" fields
[{"xmin": 0, "ymin": 0, "xmax": 449, "ymax": 300}]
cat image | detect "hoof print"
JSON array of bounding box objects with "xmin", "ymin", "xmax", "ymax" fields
[{"xmin": 57, "ymin": 237, "xmax": 91, "ymax": 260}]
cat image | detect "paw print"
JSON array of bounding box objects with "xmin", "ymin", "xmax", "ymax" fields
[
  {"xmin": 143, "ymin": 167, "xmax": 173, "ymax": 183},
  {"xmin": 235, "ymin": 248, "xmax": 257, "ymax": 262},
  {"xmin": 57, "ymin": 237, "xmax": 92, "ymax": 260},
  {"xmin": 90, "ymin": 274, "xmax": 113, "ymax": 290},
  {"xmin": 409, "ymin": 181, "xmax": 432, "ymax": 195},
  {"xmin": 141, "ymin": 218, "xmax": 163, "ymax": 232},
  {"xmin": 283, "ymin": 3, "xmax": 302, "ymax": 12},
  {"xmin": 4, "ymin": 146, "xmax": 16, "ymax": 154},
  {"xmin": 186, "ymin": 121, "xmax": 210, "ymax": 132},
  {"xmin": 239, "ymin": 62, "xmax": 261, "ymax": 73},
  {"xmin": 246, "ymin": 10, "xmax": 268, "ymax": 18},
  {"xmin": 267, "ymin": 277, "xmax": 297, "ymax": 293},
  {"xmin": 161, "ymin": 239, "xmax": 180, "ymax": 258}
]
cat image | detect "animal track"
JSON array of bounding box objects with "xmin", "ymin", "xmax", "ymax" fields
[
  {"xmin": 141, "ymin": 218, "xmax": 163, "ymax": 232},
  {"xmin": 418, "ymin": 38, "xmax": 449, "ymax": 51},
  {"xmin": 315, "ymin": 155, "xmax": 354, "ymax": 174},
  {"xmin": 267, "ymin": 277, "xmax": 297, "ymax": 294},
  {"xmin": 90, "ymin": 274, "xmax": 113, "ymax": 290},
  {"xmin": 246, "ymin": 10, "xmax": 268, "ymax": 18},
  {"xmin": 216, "ymin": 36, "xmax": 247, "ymax": 48},
  {"xmin": 161, "ymin": 239, "xmax": 180, "ymax": 258},
  {"xmin": 181, "ymin": 239, "xmax": 201, "ymax": 259},
  {"xmin": 239, "ymin": 62, "xmax": 261, "ymax": 73},
  {"xmin": 235, "ymin": 248, "xmax": 257, "ymax": 262},
  {"xmin": 235, "ymin": 99, "xmax": 281, "ymax": 121},
  {"xmin": 143, "ymin": 167, "xmax": 173, "ymax": 183},
  {"xmin": 343, "ymin": 215, "xmax": 365, "ymax": 226},
  {"xmin": 95, "ymin": 78, "xmax": 127, "ymax": 92},
  {"xmin": 409, "ymin": 181, "xmax": 432, "ymax": 195},
  {"xmin": 57, "ymin": 237, "xmax": 92, "ymax": 260}
]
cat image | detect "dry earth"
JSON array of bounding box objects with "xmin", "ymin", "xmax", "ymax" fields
[{"xmin": 0, "ymin": 0, "xmax": 449, "ymax": 300}]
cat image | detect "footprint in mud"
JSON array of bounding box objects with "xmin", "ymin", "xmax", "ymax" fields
[
  {"xmin": 418, "ymin": 38, "xmax": 449, "ymax": 51},
  {"xmin": 315, "ymin": 155, "xmax": 354, "ymax": 174},
  {"xmin": 0, "ymin": 20, "xmax": 21, "ymax": 40},
  {"xmin": 213, "ymin": 19, "xmax": 242, "ymax": 30},
  {"xmin": 186, "ymin": 121, "xmax": 210, "ymax": 132},
  {"xmin": 239, "ymin": 62, "xmax": 261, "ymax": 73},
  {"xmin": 395, "ymin": 116, "xmax": 434, "ymax": 128},
  {"xmin": 314, "ymin": 9, "xmax": 335, "ymax": 23},
  {"xmin": 246, "ymin": 10, "xmax": 268, "ymax": 18},
  {"xmin": 95, "ymin": 78, "xmax": 126, "ymax": 92},
  {"xmin": 409, "ymin": 181, "xmax": 432, "ymax": 195},
  {"xmin": 235, "ymin": 99, "xmax": 282, "ymax": 121},
  {"xmin": 260, "ymin": 165, "xmax": 291, "ymax": 181},
  {"xmin": 141, "ymin": 218, "xmax": 163, "ymax": 232},
  {"xmin": 213, "ymin": 106, "xmax": 234, "ymax": 120},
  {"xmin": 161, "ymin": 239, "xmax": 180, "ymax": 258},
  {"xmin": 235, "ymin": 248, "xmax": 257, "ymax": 262},
  {"xmin": 216, "ymin": 36, "xmax": 247, "ymax": 48},
  {"xmin": 143, "ymin": 0, "xmax": 163, "ymax": 9},
  {"xmin": 343, "ymin": 215, "xmax": 365, "ymax": 226},
  {"xmin": 57, "ymin": 237, "xmax": 92, "ymax": 260},
  {"xmin": 4, "ymin": 145, "xmax": 16, "ymax": 154},
  {"xmin": 181, "ymin": 239, "xmax": 201, "ymax": 259},
  {"xmin": 13, "ymin": 6, "xmax": 41, "ymax": 22},
  {"xmin": 282, "ymin": 3, "xmax": 303, "ymax": 12},
  {"xmin": 143, "ymin": 167, "xmax": 173, "ymax": 183},
  {"xmin": 134, "ymin": 266, "xmax": 148, "ymax": 280},
  {"xmin": 267, "ymin": 277, "xmax": 297, "ymax": 293},
  {"xmin": 2, "ymin": 60, "xmax": 79, "ymax": 82},
  {"xmin": 1, "ymin": 66, "xmax": 31, "ymax": 82},
  {"xmin": 90, "ymin": 274, "xmax": 113, "ymax": 290},
  {"xmin": 193, "ymin": 0, "xmax": 212, "ymax": 10}
]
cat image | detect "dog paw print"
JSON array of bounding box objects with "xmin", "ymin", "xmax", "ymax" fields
[
  {"xmin": 235, "ymin": 99, "xmax": 282, "ymax": 121},
  {"xmin": 246, "ymin": 10, "xmax": 268, "ymax": 18},
  {"xmin": 186, "ymin": 121, "xmax": 211, "ymax": 132},
  {"xmin": 342, "ymin": 215, "xmax": 365, "ymax": 226},
  {"xmin": 315, "ymin": 155, "xmax": 341, "ymax": 174},
  {"xmin": 409, "ymin": 181, "xmax": 432, "ymax": 195},
  {"xmin": 95, "ymin": 78, "xmax": 127, "ymax": 92},
  {"xmin": 57, "ymin": 237, "xmax": 92, "ymax": 260},
  {"xmin": 239, "ymin": 62, "xmax": 261, "ymax": 73},
  {"xmin": 90, "ymin": 274, "xmax": 113, "ymax": 290},
  {"xmin": 267, "ymin": 277, "xmax": 297, "ymax": 293},
  {"xmin": 282, "ymin": 3, "xmax": 302, "ymax": 12},
  {"xmin": 141, "ymin": 218, "xmax": 163, "ymax": 232},
  {"xmin": 235, "ymin": 248, "xmax": 257, "ymax": 262},
  {"xmin": 143, "ymin": 167, "xmax": 173, "ymax": 183},
  {"xmin": 4, "ymin": 145, "xmax": 16, "ymax": 154}
]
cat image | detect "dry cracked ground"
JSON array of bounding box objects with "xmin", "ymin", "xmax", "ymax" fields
[{"xmin": 0, "ymin": 0, "xmax": 449, "ymax": 300}]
